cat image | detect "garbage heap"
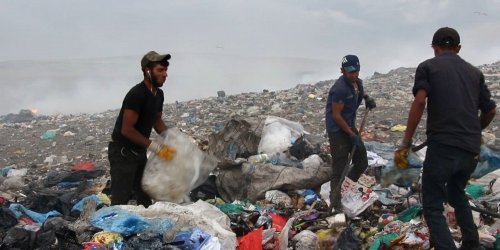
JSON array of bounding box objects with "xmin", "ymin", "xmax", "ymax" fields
[{"xmin": 1, "ymin": 116, "xmax": 500, "ymax": 249}]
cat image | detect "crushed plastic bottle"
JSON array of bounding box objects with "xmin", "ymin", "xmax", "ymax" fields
[
  {"xmin": 267, "ymin": 153, "xmax": 303, "ymax": 168},
  {"xmin": 248, "ymin": 154, "xmax": 269, "ymax": 164}
]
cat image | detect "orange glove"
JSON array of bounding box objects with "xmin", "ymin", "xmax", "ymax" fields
[
  {"xmin": 394, "ymin": 138, "xmax": 412, "ymax": 170},
  {"xmin": 148, "ymin": 141, "xmax": 176, "ymax": 161}
]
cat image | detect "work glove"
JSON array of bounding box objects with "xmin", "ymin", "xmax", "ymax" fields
[
  {"xmin": 160, "ymin": 130, "xmax": 168, "ymax": 139},
  {"xmin": 148, "ymin": 141, "xmax": 176, "ymax": 161},
  {"xmin": 364, "ymin": 96, "xmax": 376, "ymax": 110},
  {"xmin": 394, "ymin": 138, "xmax": 412, "ymax": 170},
  {"xmin": 350, "ymin": 134, "xmax": 363, "ymax": 147}
]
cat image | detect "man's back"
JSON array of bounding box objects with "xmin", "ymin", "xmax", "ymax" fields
[{"xmin": 414, "ymin": 52, "xmax": 487, "ymax": 153}]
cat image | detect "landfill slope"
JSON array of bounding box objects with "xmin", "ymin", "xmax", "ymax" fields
[
  {"xmin": 0, "ymin": 60, "xmax": 499, "ymax": 249},
  {"xmin": 1, "ymin": 61, "xmax": 499, "ymax": 178}
]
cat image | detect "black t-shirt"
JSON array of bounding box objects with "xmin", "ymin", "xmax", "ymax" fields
[
  {"xmin": 111, "ymin": 82, "xmax": 164, "ymax": 150},
  {"xmin": 413, "ymin": 52, "xmax": 496, "ymax": 154}
]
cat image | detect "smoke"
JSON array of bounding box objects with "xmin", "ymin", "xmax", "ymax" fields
[{"xmin": 0, "ymin": 53, "xmax": 336, "ymax": 115}]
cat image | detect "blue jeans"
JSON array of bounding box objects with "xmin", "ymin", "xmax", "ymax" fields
[{"xmin": 422, "ymin": 141, "xmax": 479, "ymax": 250}]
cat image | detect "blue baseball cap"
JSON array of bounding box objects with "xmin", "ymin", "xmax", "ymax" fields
[{"xmin": 341, "ymin": 55, "xmax": 360, "ymax": 72}]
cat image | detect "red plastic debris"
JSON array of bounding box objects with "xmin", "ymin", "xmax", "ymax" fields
[
  {"xmin": 18, "ymin": 215, "xmax": 36, "ymax": 225},
  {"xmin": 238, "ymin": 227, "xmax": 263, "ymax": 250},
  {"xmin": 71, "ymin": 161, "xmax": 96, "ymax": 171},
  {"xmin": 269, "ymin": 213, "xmax": 287, "ymax": 232}
]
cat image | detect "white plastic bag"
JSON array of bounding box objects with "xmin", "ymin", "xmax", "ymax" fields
[
  {"xmin": 201, "ymin": 237, "xmax": 222, "ymax": 250},
  {"xmin": 258, "ymin": 116, "xmax": 304, "ymax": 154},
  {"xmin": 142, "ymin": 128, "xmax": 218, "ymax": 203},
  {"xmin": 340, "ymin": 177, "xmax": 379, "ymax": 218},
  {"xmin": 292, "ymin": 230, "xmax": 319, "ymax": 249},
  {"xmin": 120, "ymin": 200, "xmax": 236, "ymax": 249},
  {"xmin": 302, "ymin": 154, "xmax": 323, "ymax": 169},
  {"xmin": 320, "ymin": 181, "xmax": 331, "ymax": 207}
]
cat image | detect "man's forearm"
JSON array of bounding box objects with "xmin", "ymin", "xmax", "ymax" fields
[
  {"xmin": 122, "ymin": 127, "xmax": 152, "ymax": 149},
  {"xmin": 404, "ymin": 99, "xmax": 425, "ymax": 141},
  {"xmin": 154, "ymin": 120, "xmax": 167, "ymax": 134},
  {"xmin": 480, "ymin": 108, "xmax": 496, "ymax": 130},
  {"xmin": 333, "ymin": 114, "xmax": 355, "ymax": 136}
]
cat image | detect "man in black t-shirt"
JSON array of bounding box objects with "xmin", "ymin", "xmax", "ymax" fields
[
  {"xmin": 395, "ymin": 27, "xmax": 496, "ymax": 250},
  {"xmin": 109, "ymin": 51, "xmax": 176, "ymax": 207}
]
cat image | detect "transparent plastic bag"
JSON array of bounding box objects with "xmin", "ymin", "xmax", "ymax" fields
[
  {"xmin": 142, "ymin": 128, "xmax": 218, "ymax": 203},
  {"xmin": 258, "ymin": 116, "xmax": 304, "ymax": 154}
]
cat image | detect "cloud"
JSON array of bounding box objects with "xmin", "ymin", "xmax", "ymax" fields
[{"xmin": 0, "ymin": 0, "xmax": 499, "ymax": 114}]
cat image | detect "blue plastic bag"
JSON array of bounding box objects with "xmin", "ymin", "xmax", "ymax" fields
[
  {"xmin": 147, "ymin": 218, "xmax": 174, "ymax": 235},
  {"xmin": 91, "ymin": 207, "xmax": 150, "ymax": 236},
  {"xmin": 366, "ymin": 141, "xmax": 424, "ymax": 187},
  {"xmin": 168, "ymin": 227, "xmax": 211, "ymax": 250},
  {"xmin": 303, "ymin": 189, "xmax": 318, "ymax": 205},
  {"xmin": 471, "ymin": 145, "xmax": 500, "ymax": 178},
  {"xmin": 9, "ymin": 203, "xmax": 61, "ymax": 224},
  {"xmin": 91, "ymin": 206, "xmax": 174, "ymax": 236},
  {"xmin": 71, "ymin": 194, "xmax": 102, "ymax": 212}
]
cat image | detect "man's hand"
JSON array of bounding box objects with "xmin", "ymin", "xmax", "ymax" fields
[
  {"xmin": 394, "ymin": 138, "xmax": 412, "ymax": 170},
  {"xmin": 148, "ymin": 141, "xmax": 176, "ymax": 161},
  {"xmin": 350, "ymin": 134, "xmax": 363, "ymax": 147},
  {"xmin": 365, "ymin": 96, "xmax": 376, "ymax": 110},
  {"xmin": 160, "ymin": 130, "xmax": 168, "ymax": 139}
]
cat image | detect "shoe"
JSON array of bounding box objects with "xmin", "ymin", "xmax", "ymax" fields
[{"xmin": 329, "ymin": 207, "xmax": 343, "ymax": 215}]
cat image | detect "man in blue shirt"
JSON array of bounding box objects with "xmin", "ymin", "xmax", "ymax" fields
[
  {"xmin": 325, "ymin": 55, "xmax": 376, "ymax": 213},
  {"xmin": 396, "ymin": 27, "xmax": 496, "ymax": 250}
]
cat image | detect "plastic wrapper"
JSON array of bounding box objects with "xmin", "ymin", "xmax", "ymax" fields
[
  {"xmin": 292, "ymin": 230, "xmax": 319, "ymax": 250},
  {"xmin": 340, "ymin": 177, "xmax": 379, "ymax": 218},
  {"xmin": 265, "ymin": 190, "xmax": 292, "ymax": 207}
]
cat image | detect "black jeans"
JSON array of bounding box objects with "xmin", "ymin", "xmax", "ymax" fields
[
  {"xmin": 328, "ymin": 130, "xmax": 368, "ymax": 209},
  {"xmin": 422, "ymin": 141, "xmax": 479, "ymax": 250},
  {"xmin": 108, "ymin": 141, "xmax": 152, "ymax": 207}
]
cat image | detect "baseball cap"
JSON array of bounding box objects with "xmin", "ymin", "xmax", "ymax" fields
[
  {"xmin": 341, "ymin": 55, "xmax": 360, "ymax": 72},
  {"xmin": 141, "ymin": 51, "xmax": 171, "ymax": 70},
  {"xmin": 432, "ymin": 27, "xmax": 460, "ymax": 46}
]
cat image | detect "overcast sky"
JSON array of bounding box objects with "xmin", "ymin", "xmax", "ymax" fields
[{"xmin": 1, "ymin": 0, "xmax": 499, "ymax": 115}]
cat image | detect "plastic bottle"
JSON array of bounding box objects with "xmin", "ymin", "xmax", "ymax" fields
[
  {"xmin": 268, "ymin": 153, "xmax": 303, "ymax": 168},
  {"xmin": 248, "ymin": 154, "xmax": 269, "ymax": 164}
]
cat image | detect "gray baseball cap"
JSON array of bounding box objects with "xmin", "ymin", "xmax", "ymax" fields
[{"xmin": 141, "ymin": 51, "xmax": 171, "ymax": 69}]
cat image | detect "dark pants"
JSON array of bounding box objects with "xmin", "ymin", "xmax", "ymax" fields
[
  {"xmin": 328, "ymin": 130, "xmax": 368, "ymax": 209},
  {"xmin": 108, "ymin": 141, "xmax": 152, "ymax": 207},
  {"xmin": 422, "ymin": 141, "xmax": 479, "ymax": 250}
]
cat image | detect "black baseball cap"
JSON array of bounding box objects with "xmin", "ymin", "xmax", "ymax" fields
[
  {"xmin": 432, "ymin": 27, "xmax": 460, "ymax": 46},
  {"xmin": 341, "ymin": 55, "xmax": 360, "ymax": 72}
]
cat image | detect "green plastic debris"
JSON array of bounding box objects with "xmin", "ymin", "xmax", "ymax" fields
[
  {"xmin": 216, "ymin": 203, "xmax": 245, "ymax": 214},
  {"xmin": 495, "ymin": 232, "xmax": 500, "ymax": 250},
  {"xmin": 41, "ymin": 130, "xmax": 57, "ymax": 139},
  {"xmin": 368, "ymin": 232, "xmax": 399, "ymax": 250},
  {"xmin": 465, "ymin": 184, "xmax": 485, "ymax": 199},
  {"xmin": 396, "ymin": 205, "xmax": 421, "ymax": 223}
]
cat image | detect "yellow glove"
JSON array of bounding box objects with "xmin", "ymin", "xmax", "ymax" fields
[
  {"xmin": 148, "ymin": 141, "xmax": 176, "ymax": 161},
  {"xmin": 394, "ymin": 138, "xmax": 412, "ymax": 170}
]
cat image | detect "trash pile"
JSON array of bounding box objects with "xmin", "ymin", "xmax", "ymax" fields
[
  {"xmin": 1, "ymin": 61, "xmax": 500, "ymax": 249},
  {"xmin": 2, "ymin": 114, "xmax": 500, "ymax": 249}
]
